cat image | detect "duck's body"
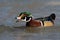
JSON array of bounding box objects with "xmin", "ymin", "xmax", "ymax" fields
[
  {"xmin": 26, "ymin": 19, "xmax": 41, "ymax": 27},
  {"xmin": 16, "ymin": 11, "xmax": 56, "ymax": 27},
  {"xmin": 26, "ymin": 17, "xmax": 54, "ymax": 27},
  {"xmin": 26, "ymin": 20, "xmax": 54, "ymax": 27}
]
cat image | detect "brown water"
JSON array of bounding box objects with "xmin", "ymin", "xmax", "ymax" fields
[{"xmin": 0, "ymin": 0, "xmax": 60, "ymax": 40}]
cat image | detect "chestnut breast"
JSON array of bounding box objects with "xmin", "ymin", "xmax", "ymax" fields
[{"xmin": 29, "ymin": 19, "xmax": 41, "ymax": 27}]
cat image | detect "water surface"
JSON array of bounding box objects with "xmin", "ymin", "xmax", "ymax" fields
[{"xmin": 0, "ymin": 0, "xmax": 60, "ymax": 40}]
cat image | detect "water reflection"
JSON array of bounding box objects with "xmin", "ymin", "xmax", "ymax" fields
[{"xmin": 0, "ymin": 26, "xmax": 60, "ymax": 40}]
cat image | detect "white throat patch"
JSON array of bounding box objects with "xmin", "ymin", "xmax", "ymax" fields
[{"xmin": 22, "ymin": 17, "xmax": 31, "ymax": 22}]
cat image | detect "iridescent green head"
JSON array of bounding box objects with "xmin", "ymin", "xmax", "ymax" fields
[
  {"xmin": 16, "ymin": 11, "xmax": 33, "ymax": 22},
  {"xmin": 19, "ymin": 11, "xmax": 32, "ymax": 17}
]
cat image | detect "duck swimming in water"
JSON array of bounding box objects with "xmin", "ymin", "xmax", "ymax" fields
[{"xmin": 15, "ymin": 11, "xmax": 56, "ymax": 27}]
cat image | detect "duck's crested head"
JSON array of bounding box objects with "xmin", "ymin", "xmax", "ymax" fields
[
  {"xmin": 16, "ymin": 11, "xmax": 32, "ymax": 22},
  {"xmin": 19, "ymin": 11, "xmax": 32, "ymax": 17}
]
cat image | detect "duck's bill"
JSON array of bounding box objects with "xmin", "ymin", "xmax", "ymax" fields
[
  {"xmin": 16, "ymin": 14, "xmax": 25, "ymax": 22},
  {"xmin": 17, "ymin": 14, "xmax": 25, "ymax": 19},
  {"xmin": 16, "ymin": 17, "xmax": 22, "ymax": 23},
  {"xmin": 17, "ymin": 17, "xmax": 21, "ymax": 20}
]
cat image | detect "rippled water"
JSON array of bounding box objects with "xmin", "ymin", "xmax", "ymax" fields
[
  {"xmin": 0, "ymin": 0, "xmax": 60, "ymax": 40},
  {"xmin": 0, "ymin": 26, "xmax": 60, "ymax": 40}
]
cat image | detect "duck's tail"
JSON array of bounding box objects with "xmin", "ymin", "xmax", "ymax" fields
[
  {"xmin": 35, "ymin": 13, "xmax": 56, "ymax": 21},
  {"xmin": 49, "ymin": 13, "xmax": 56, "ymax": 20}
]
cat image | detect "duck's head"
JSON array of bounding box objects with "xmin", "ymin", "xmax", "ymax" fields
[{"xmin": 16, "ymin": 11, "xmax": 32, "ymax": 22}]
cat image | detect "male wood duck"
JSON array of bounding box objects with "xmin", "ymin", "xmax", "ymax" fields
[{"xmin": 15, "ymin": 11, "xmax": 56, "ymax": 27}]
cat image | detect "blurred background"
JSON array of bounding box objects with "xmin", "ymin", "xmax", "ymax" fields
[
  {"xmin": 0, "ymin": 0, "xmax": 60, "ymax": 26},
  {"xmin": 0, "ymin": 0, "xmax": 60, "ymax": 40}
]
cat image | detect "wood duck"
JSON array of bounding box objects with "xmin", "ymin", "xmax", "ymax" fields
[{"xmin": 15, "ymin": 12, "xmax": 56, "ymax": 27}]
